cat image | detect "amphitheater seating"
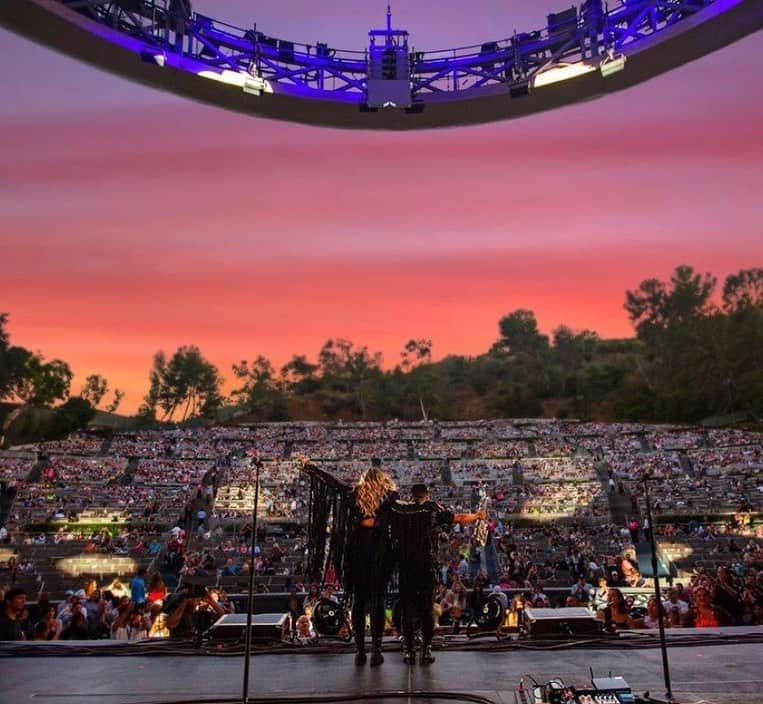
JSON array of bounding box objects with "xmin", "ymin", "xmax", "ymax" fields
[{"xmin": 1, "ymin": 422, "xmax": 759, "ymax": 601}]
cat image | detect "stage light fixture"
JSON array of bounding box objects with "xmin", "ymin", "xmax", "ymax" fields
[
  {"xmin": 196, "ymin": 69, "xmax": 273, "ymax": 94},
  {"xmin": 601, "ymin": 53, "xmax": 626, "ymax": 77},
  {"xmin": 140, "ymin": 50, "xmax": 166, "ymax": 66},
  {"xmin": 533, "ymin": 62, "xmax": 596, "ymax": 88},
  {"xmin": 243, "ymin": 75, "xmax": 270, "ymax": 95}
]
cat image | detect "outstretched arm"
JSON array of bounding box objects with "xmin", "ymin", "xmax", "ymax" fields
[
  {"xmin": 295, "ymin": 455, "xmax": 352, "ymax": 494},
  {"xmin": 453, "ymin": 510, "xmax": 486, "ymax": 525}
]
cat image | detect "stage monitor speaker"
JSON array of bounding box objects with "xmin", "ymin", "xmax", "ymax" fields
[
  {"xmin": 204, "ymin": 613, "xmax": 288, "ymax": 645},
  {"xmin": 523, "ymin": 607, "xmax": 598, "ymax": 637},
  {"xmin": 312, "ymin": 599, "xmax": 346, "ymax": 636},
  {"xmin": 474, "ymin": 596, "xmax": 505, "ymax": 630}
]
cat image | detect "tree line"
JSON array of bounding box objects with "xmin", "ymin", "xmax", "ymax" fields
[
  {"xmin": 0, "ymin": 313, "xmax": 126, "ymax": 442},
  {"xmin": 1, "ymin": 264, "xmax": 761, "ymax": 441}
]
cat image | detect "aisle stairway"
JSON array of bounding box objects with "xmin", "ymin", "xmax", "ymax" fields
[
  {"xmin": 595, "ymin": 461, "xmax": 631, "ymax": 525},
  {"xmin": 608, "ymin": 491, "xmax": 633, "ymax": 526},
  {"xmin": 99, "ymin": 434, "xmax": 114, "ymax": 456}
]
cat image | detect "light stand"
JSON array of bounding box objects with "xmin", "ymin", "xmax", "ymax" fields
[
  {"xmin": 242, "ymin": 458, "xmax": 261, "ymax": 704},
  {"xmin": 642, "ymin": 473, "xmax": 673, "ymax": 702}
]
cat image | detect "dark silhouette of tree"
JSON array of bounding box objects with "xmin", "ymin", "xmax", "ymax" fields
[
  {"xmin": 4, "ymin": 260, "xmax": 762, "ymax": 431},
  {"xmin": 0, "ymin": 313, "xmax": 10, "ymax": 397},
  {"xmin": 10, "ymin": 355, "xmax": 73, "ymax": 406},
  {"xmin": 280, "ymin": 354, "xmax": 320, "ymax": 395},
  {"xmin": 51, "ymin": 397, "xmax": 96, "ymax": 437},
  {"xmin": 551, "ymin": 325, "xmax": 600, "ymax": 397},
  {"xmin": 80, "ymin": 374, "xmax": 109, "ymax": 407},
  {"xmin": 400, "ymin": 338, "xmax": 432, "ymax": 370},
  {"xmin": 317, "ymin": 339, "xmax": 383, "ymax": 420},
  {"xmin": 494, "ymin": 309, "xmax": 549, "ymax": 355},
  {"xmin": 619, "ymin": 265, "xmax": 763, "ymax": 421},
  {"xmin": 231, "ymin": 356, "xmax": 290, "ymax": 420},
  {"xmin": 490, "ymin": 310, "xmax": 553, "ymax": 409},
  {"xmin": 400, "ymin": 338, "xmax": 434, "ymax": 420},
  {"xmin": 625, "ymin": 264, "xmax": 716, "ymax": 340},
  {"xmin": 141, "ymin": 346, "xmax": 222, "ymax": 421},
  {"xmin": 722, "ymin": 267, "xmax": 763, "ymax": 313},
  {"xmin": 0, "ymin": 313, "xmax": 49, "ymax": 404},
  {"xmin": 105, "ymin": 389, "xmax": 125, "ymax": 414}
]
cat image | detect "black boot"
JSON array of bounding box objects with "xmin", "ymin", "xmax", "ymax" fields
[
  {"xmin": 354, "ymin": 636, "xmax": 367, "ymax": 666},
  {"xmin": 420, "ymin": 644, "xmax": 435, "ymax": 665},
  {"xmin": 370, "ymin": 640, "xmax": 384, "ymax": 667}
]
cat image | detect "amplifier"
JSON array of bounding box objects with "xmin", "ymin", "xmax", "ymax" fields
[
  {"xmin": 204, "ymin": 613, "xmax": 289, "ymax": 645},
  {"xmin": 523, "ymin": 607, "xmax": 598, "ymax": 637}
]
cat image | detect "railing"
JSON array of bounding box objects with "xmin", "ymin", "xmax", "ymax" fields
[{"xmin": 57, "ymin": 0, "xmax": 718, "ymax": 99}]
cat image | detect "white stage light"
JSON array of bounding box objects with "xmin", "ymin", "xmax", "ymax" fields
[
  {"xmin": 533, "ymin": 62, "xmax": 596, "ymax": 89},
  {"xmin": 601, "ymin": 54, "xmax": 626, "ymax": 77},
  {"xmin": 197, "ymin": 69, "xmax": 273, "ymax": 94}
]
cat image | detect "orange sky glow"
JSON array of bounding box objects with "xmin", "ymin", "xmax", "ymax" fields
[{"xmin": 1, "ymin": 3, "xmax": 762, "ymax": 413}]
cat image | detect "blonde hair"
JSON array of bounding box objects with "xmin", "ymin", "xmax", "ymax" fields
[{"xmin": 355, "ymin": 467, "xmax": 397, "ymax": 519}]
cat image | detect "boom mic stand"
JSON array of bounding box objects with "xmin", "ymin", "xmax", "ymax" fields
[
  {"xmin": 242, "ymin": 456, "xmax": 262, "ymax": 704},
  {"xmin": 642, "ymin": 472, "xmax": 674, "ymax": 702}
]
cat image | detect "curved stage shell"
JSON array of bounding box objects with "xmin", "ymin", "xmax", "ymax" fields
[{"xmin": 1, "ymin": 0, "xmax": 763, "ymax": 129}]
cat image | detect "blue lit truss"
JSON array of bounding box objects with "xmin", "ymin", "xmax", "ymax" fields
[{"xmin": 1, "ymin": 0, "xmax": 762, "ymax": 128}]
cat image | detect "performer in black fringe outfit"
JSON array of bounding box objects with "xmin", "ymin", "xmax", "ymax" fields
[
  {"xmin": 392, "ymin": 483, "xmax": 484, "ymax": 665},
  {"xmin": 299, "ymin": 456, "xmax": 397, "ymax": 667}
]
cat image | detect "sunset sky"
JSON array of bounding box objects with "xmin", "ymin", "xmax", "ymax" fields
[{"xmin": 1, "ymin": 1, "xmax": 762, "ymax": 413}]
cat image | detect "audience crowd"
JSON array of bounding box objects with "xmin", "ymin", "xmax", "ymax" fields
[{"xmin": 1, "ymin": 421, "xmax": 761, "ymax": 642}]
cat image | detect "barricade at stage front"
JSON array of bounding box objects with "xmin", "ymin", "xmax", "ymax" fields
[
  {"xmin": 523, "ymin": 606, "xmax": 599, "ymax": 637},
  {"xmin": 204, "ymin": 612, "xmax": 289, "ymax": 644}
]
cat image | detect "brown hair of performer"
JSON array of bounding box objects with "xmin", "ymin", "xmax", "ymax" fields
[{"xmin": 356, "ymin": 459, "xmax": 397, "ymax": 519}]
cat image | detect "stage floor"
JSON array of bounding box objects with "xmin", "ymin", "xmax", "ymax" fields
[{"xmin": 3, "ymin": 635, "xmax": 763, "ymax": 704}]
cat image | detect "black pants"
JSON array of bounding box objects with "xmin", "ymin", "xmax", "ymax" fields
[
  {"xmin": 352, "ymin": 585, "xmax": 386, "ymax": 645},
  {"xmin": 400, "ymin": 587, "xmax": 434, "ymax": 648}
]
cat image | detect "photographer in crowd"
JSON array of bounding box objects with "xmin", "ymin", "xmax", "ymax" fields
[{"xmin": 165, "ymin": 584, "xmax": 227, "ymax": 641}]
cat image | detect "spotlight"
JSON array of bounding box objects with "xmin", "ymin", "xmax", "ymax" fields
[
  {"xmin": 601, "ymin": 52, "xmax": 626, "ymax": 77},
  {"xmin": 533, "ymin": 62, "xmax": 596, "ymax": 88},
  {"xmin": 140, "ymin": 50, "xmax": 166, "ymax": 67},
  {"xmin": 243, "ymin": 75, "xmax": 269, "ymax": 96}
]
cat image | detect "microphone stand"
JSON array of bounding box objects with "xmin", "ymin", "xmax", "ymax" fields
[
  {"xmin": 642, "ymin": 473, "xmax": 674, "ymax": 701},
  {"xmin": 242, "ymin": 457, "xmax": 262, "ymax": 704}
]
